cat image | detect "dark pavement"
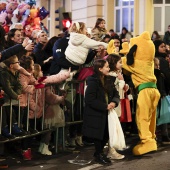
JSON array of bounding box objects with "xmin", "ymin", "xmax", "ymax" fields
[{"xmin": 1, "ymin": 135, "xmax": 170, "ymax": 170}]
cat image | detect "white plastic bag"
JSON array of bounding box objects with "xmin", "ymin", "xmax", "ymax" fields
[{"xmin": 108, "ymin": 109, "xmax": 126, "ymax": 150}]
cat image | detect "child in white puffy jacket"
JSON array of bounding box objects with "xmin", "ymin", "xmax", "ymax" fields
[{"xmin": 65, "ymin": 22, "xmax": 108, "ymax": 66}]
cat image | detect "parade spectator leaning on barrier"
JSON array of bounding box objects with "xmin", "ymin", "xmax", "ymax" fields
[{"xmin": 0, "ymin": 55, "xmax": 26, "ymax": 139}]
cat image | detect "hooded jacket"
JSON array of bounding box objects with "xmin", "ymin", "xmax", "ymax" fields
[{"xmin": 65, "ymin": 32, "xmax": 108, "ymax": 66}]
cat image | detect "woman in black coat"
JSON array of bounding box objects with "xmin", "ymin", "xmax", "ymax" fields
[
  {"xmin": 83, "ymin": 59, "xmax": 120, "ymax": 165},
  {"xmin": 154, "ymin": 40, "xmax": 170, "ymax": 144}
]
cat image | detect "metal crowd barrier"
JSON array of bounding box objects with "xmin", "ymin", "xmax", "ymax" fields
[{"xmin": 0, "ymin": 79, "xmax": 85, "ymax": 154}]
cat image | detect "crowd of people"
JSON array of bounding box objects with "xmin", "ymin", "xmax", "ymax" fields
[{"xmin": 0, "ymin": 19, "xmax": 170, "ymax": 167}]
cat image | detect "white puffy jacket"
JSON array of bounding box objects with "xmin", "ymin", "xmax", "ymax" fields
[{"xmin": 65, "ymin": 32, "xmax": 108, "ymax": 66}]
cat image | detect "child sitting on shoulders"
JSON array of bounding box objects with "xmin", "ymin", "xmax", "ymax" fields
[{"xmin": 65, "ymin": 22, "xmax": 108, "ymax": 68}]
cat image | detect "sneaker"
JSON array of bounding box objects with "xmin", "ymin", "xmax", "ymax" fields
[
  {"xmin": 107, "ymin": 148, "xmax": 125, "ymax": 160},
  {"xmin": 2, "ymin": 126, "xmax": 15, "ymax": 139},
  {"xmin": 12, "ymin": 124, "xmax": 27, "ymax": 136},
  {"xmin": 41, "ymin": 143, "xmax": 52, "ymax": 155},
  {"xmin": 22, "ymin": 149, "xmax": 32, "ymax": 160},
  {"xmin": 162, "ymin": 136, "xmax": 170, "ymax": 144}
]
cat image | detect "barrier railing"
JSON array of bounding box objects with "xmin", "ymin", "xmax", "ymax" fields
[{"xmin": 0, "ymin": 79, "xmax": 85, "ymax": 154}]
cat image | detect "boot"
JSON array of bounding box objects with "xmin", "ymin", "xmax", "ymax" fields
[
  {"xmin": 38, "ymin": 143, "xmax": 44, "ymax": 153},
  {"xmin": 107, "ymin": 147, "xmax": 125, "ymax": 160},
  {"xmin": 41, "ymin": 143, "xmax": 52, "ymax": 155},
  {"xmin": 76, "ymin": 136, "xmax": 84, "ymax": 146}
]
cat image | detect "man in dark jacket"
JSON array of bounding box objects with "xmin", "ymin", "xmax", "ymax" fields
[{"xmin": 33, "ymin": 31, "xmax": 52, "ymax": 75}]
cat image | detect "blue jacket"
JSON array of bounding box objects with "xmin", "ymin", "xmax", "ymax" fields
[{"xmin": 1, "ymin": 44, "xmax": 26, "ymax": 61}]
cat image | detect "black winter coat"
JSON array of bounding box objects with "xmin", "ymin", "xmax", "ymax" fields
[
  {"xmin": 154, "ymin": 69, "xmax": 166, "ymax": 97},
  {"xmin": 83, "ymin": 74, "xmax": 120, "ymax": 140},
  {"xmin": 155, "ymin": 53, "xmax": 170, "ymax": 94}
]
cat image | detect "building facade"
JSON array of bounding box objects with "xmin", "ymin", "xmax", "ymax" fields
[{"xmin": 11, "ymin": 0, "xmax": 170, "ymax": 37}]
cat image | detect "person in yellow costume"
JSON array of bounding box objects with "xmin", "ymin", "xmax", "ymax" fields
[{"xmin": 120, "ymin": 31, "xmax": 160, "ymax": 155}]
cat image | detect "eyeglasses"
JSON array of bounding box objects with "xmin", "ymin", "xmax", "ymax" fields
[{"xmin": 11, "ymin": 61, "xmax": 20, "ymax": 64}]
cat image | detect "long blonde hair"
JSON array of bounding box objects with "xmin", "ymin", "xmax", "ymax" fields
[{"xmin": 69, "ymin": 22, "xmax": 85, "ymax": 34}]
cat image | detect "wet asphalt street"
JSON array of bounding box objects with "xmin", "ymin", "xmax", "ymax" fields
[{"xmin": 1, "ymin": 135, "xmax": 170, "ymax": 170}]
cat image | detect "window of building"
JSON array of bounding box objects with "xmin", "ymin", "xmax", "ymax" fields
[
  {"xmin": 114, "ymin": 0, "xmax": 134, "ymax": 35},
  {"xmin": 153, "ymin": 0, "xmax": 163, "ymax": 3},
  {"xmin": 153, "ymin": 0, "xmax": 170, "ymax": 35},
  {"xmin": 165, "ymin": 0, "xmax": 170, "ymax": 3}
]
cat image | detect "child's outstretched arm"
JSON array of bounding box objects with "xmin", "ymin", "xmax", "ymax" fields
[
  {"xmin": 43, "ymin": 68, "xmax": 71, "ymax": 84},
  {"xmin": 19, "ymin": 67, "xmax": 31, "ymax": 76},
  {"xmin": 83, "ymin": 37, "xmax": 108, "ymax": 50}
]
